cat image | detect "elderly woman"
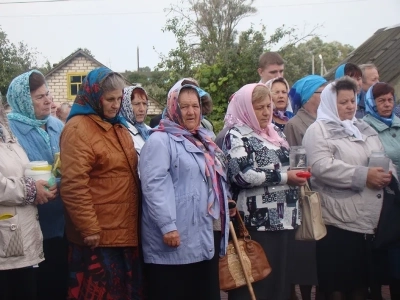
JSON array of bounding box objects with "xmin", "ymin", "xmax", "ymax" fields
[
  {"xmin": 60, "ymin": 67, "xmax": 144, "ymax": 299},
  {"xmin": 0, "ymin": 99, "xmax": 56, "ymax": 299},
  {"xmin": 363, "ymin": 82, "xmax": 400, "ymax": 299},
  {"xmin": 266, "ymin": 77, "xmax": 294, "ymax": 131},
  {"xmin": 7, "ymin": 70, "xmax": 67, "ymax": 299},
  {"xmin": 139, "ymin": 84, "xmax": 230, "ymax": 300},
  {"xmin": 303, "ymin": 77, "xmax": 395, "ymax": 300},
  {"xmin": 283, "ymin": 75, "xmax": 327, "ymax": 300},
  {"xmin": 284, "ymin": 75, "xmax": 327, "ymax": 146},
  {"xmin": 121, "ymin": 86, "xmax": 151, "ymax": 155},
  {"xmin": 221, "ymin": 83, "xmax": 307, "ymax": 300}
]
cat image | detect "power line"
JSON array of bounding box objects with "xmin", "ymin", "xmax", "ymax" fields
[
  {"xmin": 0, "ymin": 0, "xmax": 97, "ymax": 4},
  {"xmin": 0, "ymin": 0, "xmax": 368, "ymax": 17},
  {"xmin": 258, "ymin": 0, "xmax": 367, "ymax": 8}
]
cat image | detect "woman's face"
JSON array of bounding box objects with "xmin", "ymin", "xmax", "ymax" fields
[
  {"xmin": 375, "ymin": 93, "xmax": 394, "ymax": 118},
  {"xmin": 31, "ymin": 84, "xmax": 52, "ymax": 120},
  {"xmin": 131, "ymin": 91, "xmax": 148, "ymax": 123},
  {"xmin": 271, "ymin": 82, "xmax": 288, "ymax": 111},
  {"xmin": 100, "ymin": 89, "xmax": 123, "ymax": 119},
  {"xmin": 351, "ymin": 75, "xmax": 362, "ymax": 94},
  {"xmin": 252, "ymin": 96, "xmax": 272, "ymax": 129},
  {"xmin": 178, "ymin": 90, "xmax": 201, "ymax": 131},
  {"xmin": 336, "ymin": 89, "xmax": 356, "ymax": 121}
]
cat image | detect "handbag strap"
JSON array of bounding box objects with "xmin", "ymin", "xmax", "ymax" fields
[{"xmin": 234, "ymin": 208, "xmax": 251, "ymax": 238}]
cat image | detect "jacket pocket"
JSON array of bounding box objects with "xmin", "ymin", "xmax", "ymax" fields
[
  {"xmin": 321, "ymin": 192, "xmax": 362, "ymax": 223},
  {"xmin": 0, "ymin": 214, "xmax": 24, "ymax": 258}
]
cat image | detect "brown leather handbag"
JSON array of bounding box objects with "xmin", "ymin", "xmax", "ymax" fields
[{"xmin": 219, "ymin": 210, "xmax": 272, "ymax": 297}]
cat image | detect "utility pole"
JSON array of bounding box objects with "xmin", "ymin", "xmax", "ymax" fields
[
  {"xmin": 319, "ymin": 54, "xmax": 324, "ymax": 76},
  {"xmin": 311, "ymin": 54, "xmax": 315, "ymax": 75},
  {"xmin": 137, "ymin": 46, "xmax": 140, "ymax": 72}
]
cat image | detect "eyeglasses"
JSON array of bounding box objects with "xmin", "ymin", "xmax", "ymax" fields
[{"xmin": 314, "ymin": 92, "xmax": 322, "ymax": 94}]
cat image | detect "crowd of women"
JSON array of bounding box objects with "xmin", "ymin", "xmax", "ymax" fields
[{"xmin": 0, "ymin": 57, "xmax": 399, "ymax": 300}]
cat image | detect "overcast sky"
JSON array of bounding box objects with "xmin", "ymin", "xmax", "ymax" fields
[{"xmin": 1, "ymin": 0, "xmax": 399, "ymax": 72}]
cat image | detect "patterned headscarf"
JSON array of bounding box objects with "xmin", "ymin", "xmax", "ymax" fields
[
  {"xmin": 155, "ymin": 84, "xmax": 226, "ymax": 222},
  {"xmin": 289, "ymin": 75, "xmax": 327, "ymax": 114},
  {"xmin": 0, "ymin": 100, "xmax": 14, "ymax": 143},
  {"xmin": 7, "ymin": 70, "xmax": 51, "ymax": 148},
  {"xmin": 67, "ymin": 67, "xmax": 128, "ymax": 127},
  {"xmin": 121, "ymin": 86, "xmax": 150, "ymax": 140},
  {"xmin": 365, "ymin": 82, "xmax": 396, "ymax": 127},
  {"xmin": 224, "ymin": 83, "xmax": 289, "ymax": 148},
  {"xmin": 265, "ymin": 77, "xmax": 292, "ymax": 122}
]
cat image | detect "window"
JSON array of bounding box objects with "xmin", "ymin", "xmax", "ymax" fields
[{"xmin": 67, "ymin": 73, "xmax": 87, "ymax": 100}]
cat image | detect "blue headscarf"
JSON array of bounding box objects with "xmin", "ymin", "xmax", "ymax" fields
[
  {"xmin": 289, "ymin": 75, "xmax": 327, "ymax": 114},
  {"xmin": 67, "ymin": 67, "xmax": 128, "ymax": 127},
  {"xmin": 7, "ymin": 70, "xmax": 51, "ymax": 148},
  {"xmin": 335, "ymin": 64, "xmax": 346, "ymax": 79},
  {"xmin": 120, "ymin": 86, "xmax": 150, "ymax": 140},
  {"xmin": 365, "ymin": 83, "xmax": 395, "ymax": 127}
]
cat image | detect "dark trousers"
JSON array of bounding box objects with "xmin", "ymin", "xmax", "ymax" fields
[
  {"xmin": 145, "ymin": 231, "xmax": 221, "ymax": 300},
  {"xmin": 0, "ymin": 267, "xmax": 38, "ymax": 300},
  {"xmin": 37, "ymin": 237, "xmax": 69, "ymax": 300}
]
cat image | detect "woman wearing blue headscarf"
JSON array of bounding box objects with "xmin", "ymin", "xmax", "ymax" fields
[
  {"xmin": 7, "ymin": 70, "xmax": 68, "ymax": 299},
  {"xmin": 284, "ymin": 75, "xmax": 327, "ymax": 147},
  {"xmin": 363, "ymin": 82, "xmax": 400, "ymax": 300},
  {"xmin": 121, "ymin": 86, "xmax": 151, "ymax": 155},
  {"xmin": 60, "ymin": 67, "xmax": 144, "ymax": 299}
]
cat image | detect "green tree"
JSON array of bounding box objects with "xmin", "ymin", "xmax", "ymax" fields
[
  {"xmin": 0, "ymin": 27, "xmax": 46, "ymax": 99},
  {"xmin": 280, "ymin": 37, "xmax": 355, "ymax": 85}
]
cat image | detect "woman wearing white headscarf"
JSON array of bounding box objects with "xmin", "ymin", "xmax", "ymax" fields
[{"xmin": 303, "ymin": 77, "xmax": 395, "ymax": 300}]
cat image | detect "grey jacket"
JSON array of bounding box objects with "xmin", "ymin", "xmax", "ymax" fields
[
  {"xmin": 284, "ymin": 108, "xmax": 315, "ymax": 146},
  {"xmin": 303, "ymin": 120, "xmax": 396, "ymax": 234}
]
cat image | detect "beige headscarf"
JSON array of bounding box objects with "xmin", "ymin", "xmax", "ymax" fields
[{"xmin": 0, "ymin": 97, "xmax": 14, "ymax": 142}]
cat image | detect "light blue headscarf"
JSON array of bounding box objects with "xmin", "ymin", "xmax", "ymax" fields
[
  {"xmin": 289, "ymin": 75, "xmax": 327, "ymax": 114},
  {"xmin": 7, "ymin": 70, "xmax": 51, "ymax": 148},
  {"xmin": 365, "ymin": 83, "xmax": 395, "ymax": 127},
  {"xmin": 335, "ymin": 64, "xmax": 346, "ymax": 79}
]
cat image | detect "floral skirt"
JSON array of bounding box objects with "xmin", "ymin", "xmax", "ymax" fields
[{"xmin": 67, "ymin": 243, "xmax": 145, "ymax": 300}]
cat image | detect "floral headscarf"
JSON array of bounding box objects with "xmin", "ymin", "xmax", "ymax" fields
[
  {"xmin": 224, "ymin": 83, "xmax": 289, "ymax": 148},
  {"xmin": 67, "ymin": 67, "xmax": 127, "ymax": 127},
  {"xmin": 7, "ymin": 70, "xmax": 51, "ymax": 147},
  {"xmin": 265, "ymin": 77, "xmax": 292, "ymax": 122},
  {"xmin": 155, "ymin": 84, "xmax": 226, "ymax": 222},
  {"xmin": 121, "ymin": 86, "xmax": 150, "ymax": 140}
]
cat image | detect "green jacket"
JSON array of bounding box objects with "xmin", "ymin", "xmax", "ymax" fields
[{"xmin": 363, "ymin": 114, "xmax": 400, "ymax": 179}]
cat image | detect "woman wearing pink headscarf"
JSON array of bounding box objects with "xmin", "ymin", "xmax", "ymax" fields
[{"xmin": 221, "ymin": 83, "xmax": 307, "ymax": 300}]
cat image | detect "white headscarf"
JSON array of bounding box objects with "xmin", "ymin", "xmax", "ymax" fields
[{"xmin": 317, "ymin": 82, "xmax": 363, "ymax": 140}]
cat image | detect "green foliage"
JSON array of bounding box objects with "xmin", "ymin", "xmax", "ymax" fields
[
  {"xmin": 281, "ymin": 37, "xmax": 355, "ymax": 85},
  {"xmin": 0, "ymin": 27, "xmax": 49, "ymax": 100}
]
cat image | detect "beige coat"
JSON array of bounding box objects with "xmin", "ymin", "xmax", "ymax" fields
[
  {"xmin": 303, "ymin": 120, "xmax": 396, "ymax": 234},
  {"xmin": 0, "ymin": 124, "xmax": 44, "ymax": 270}
]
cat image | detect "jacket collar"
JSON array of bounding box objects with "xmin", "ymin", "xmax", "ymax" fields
[
  {"xmin": 14, "ymin": 116, "xmax": 62, "ymax": 135},
  {"xmin": 88, "ymin": 114, "xmax": 115, "ymax": 131},
  {"xmin": 321, "ymin": 119, "xmax": 378, "ymax": 140},
  {"xmin": 363, "ymin": 114, "xmax": 400, "ymax": 132}
]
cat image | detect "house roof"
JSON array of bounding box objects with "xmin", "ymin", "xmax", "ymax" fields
[
  {"xmin": 44, "ymin": 48, "xmax": 106, "ymax": 78},
  {"xmin": 44, "ymin": 48, "xmax": 164, "ymax": 110},
  {"xmin": 324, "ymin": 24, "xmax": 400, "ymax": 84}
]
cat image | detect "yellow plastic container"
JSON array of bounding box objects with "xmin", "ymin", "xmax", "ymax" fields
[{"xmin": 0, "ymin": 214, "xmax": 13, "ymax": 220}]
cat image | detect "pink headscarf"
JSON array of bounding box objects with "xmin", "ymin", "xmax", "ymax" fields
[{"xmin": 224, "ymin": 83, "xmax": 289, "ymax": 148}]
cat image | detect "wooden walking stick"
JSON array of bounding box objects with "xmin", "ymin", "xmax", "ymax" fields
[{"xmin": 229, "ymin": 221, "xmax": 256, "ymax": 300}]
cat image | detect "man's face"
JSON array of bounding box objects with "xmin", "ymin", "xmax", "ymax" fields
[
  {"xmin": 258, "ymin": 64, "xmax": 284, "ymax": 83},
  {"xmin": 362, "ymin": 67, "xmax": 379, "ymax": 92}
]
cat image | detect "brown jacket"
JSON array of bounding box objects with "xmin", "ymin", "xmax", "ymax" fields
[
  {"xmin": 60, "ymin": 115, "xmax": 140, "ymax": 247},
  {"xmin": 283, "ymin": 107, "xmax": 316, "ymax": 146}
]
